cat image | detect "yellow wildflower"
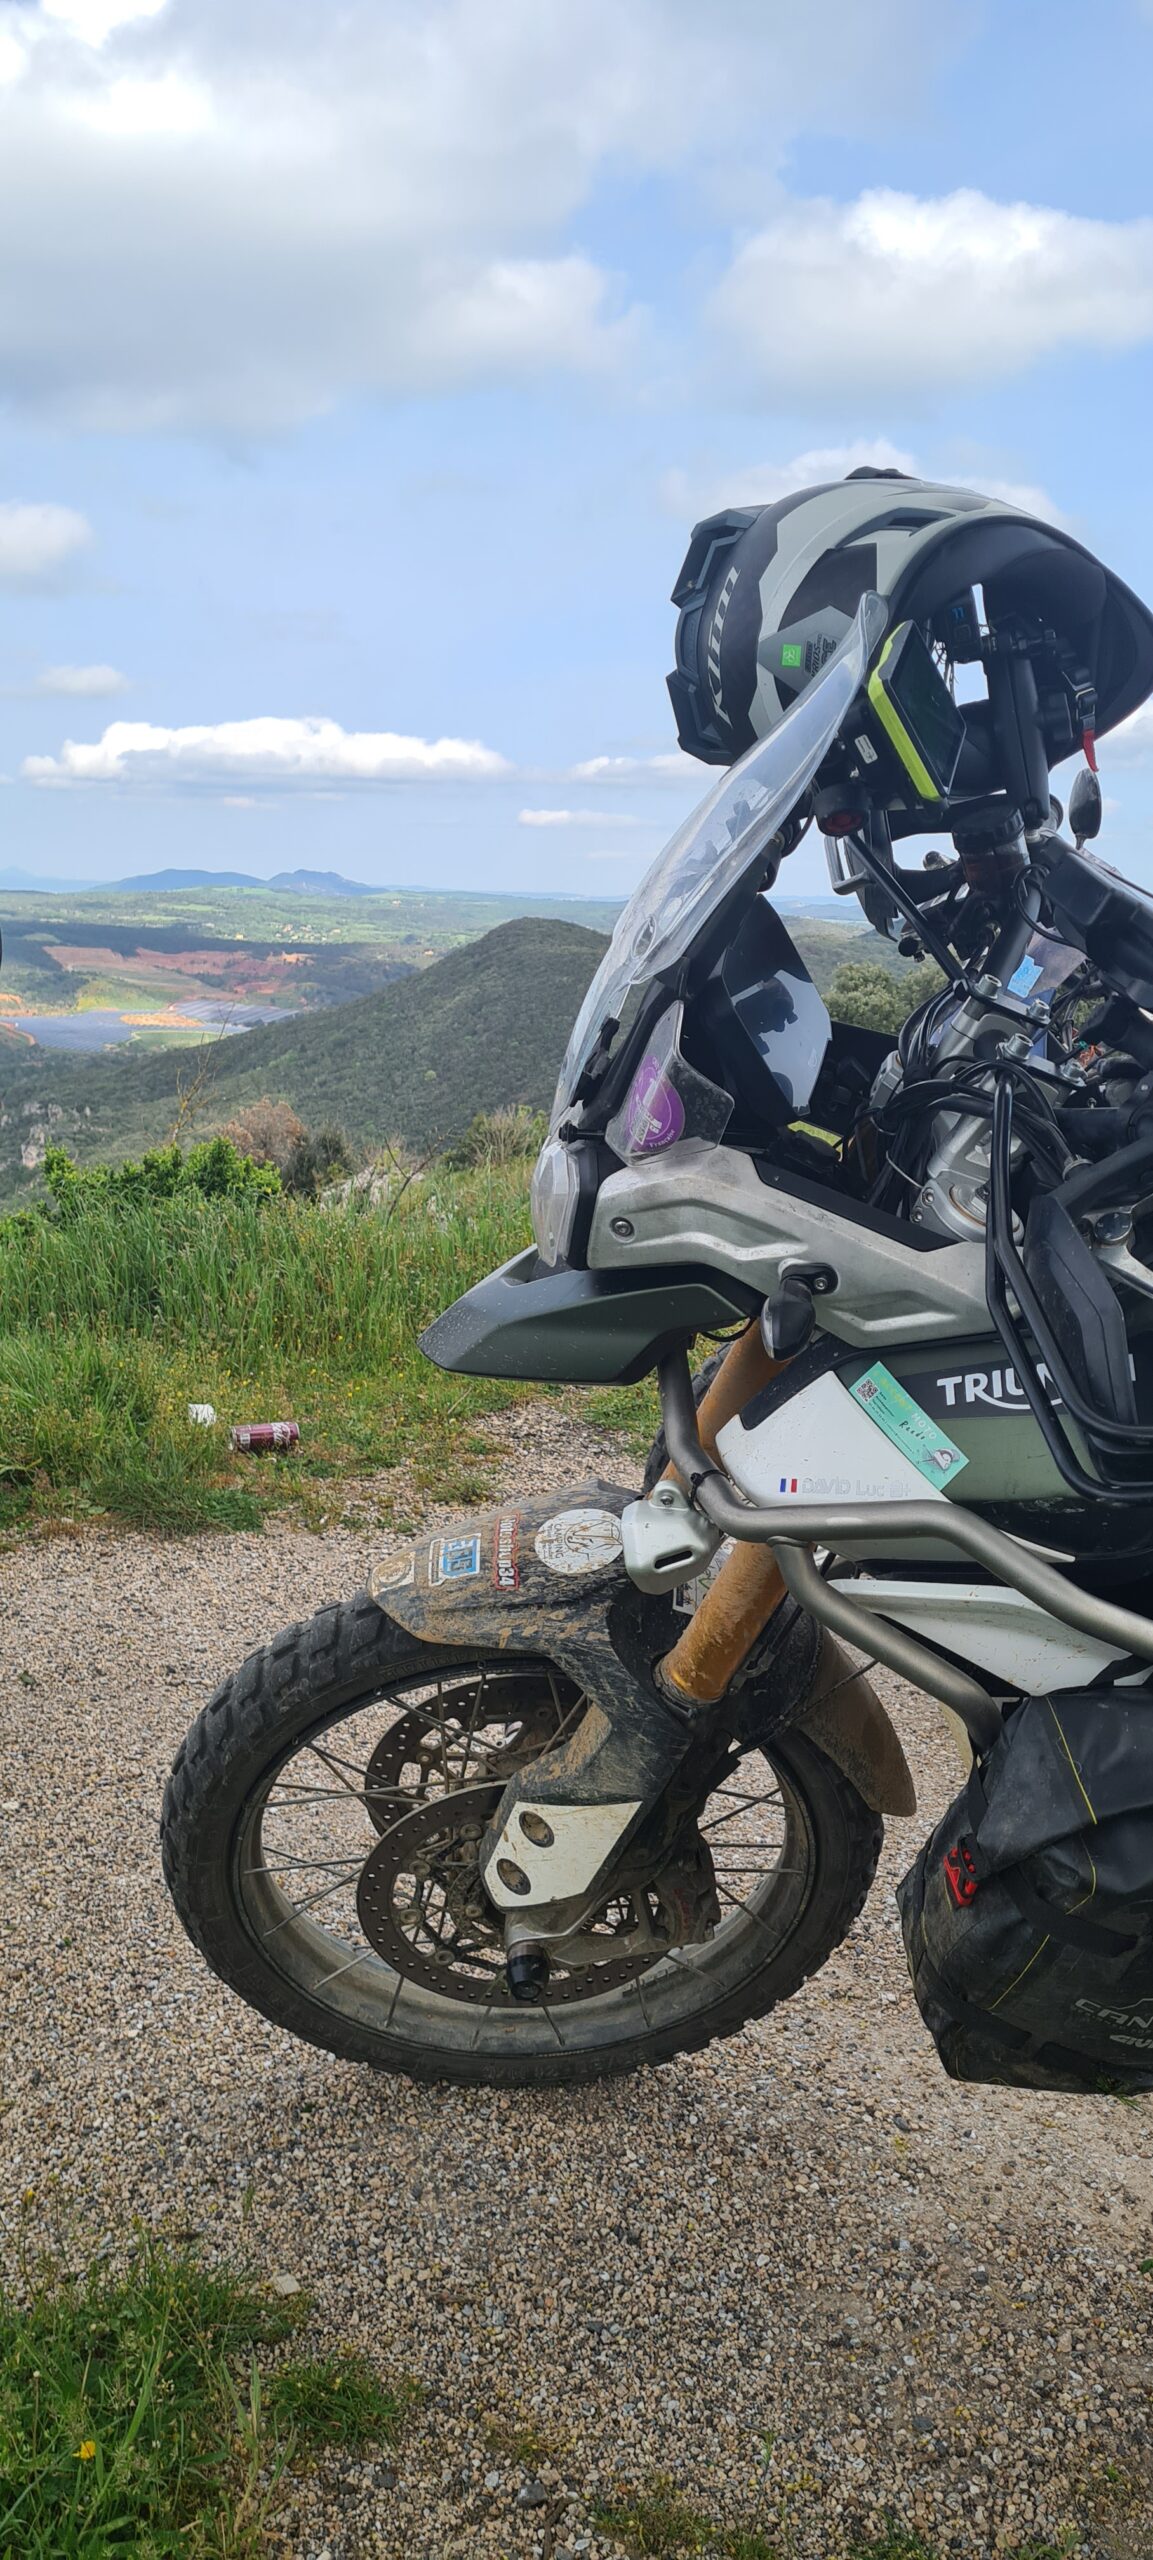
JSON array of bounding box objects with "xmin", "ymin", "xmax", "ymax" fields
[{"xmin": 75, "ymin": 2441, "xmax": 96, "ymax": 2461}]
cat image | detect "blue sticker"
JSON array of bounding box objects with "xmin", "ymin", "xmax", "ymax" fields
[
  {"xmin": 1008, "ymin": 954, "xmax": 1043, "ymax": 997},
  {"xmin": 430, "ymin": 1534, "xmax": 481, "ymax": 1585}
]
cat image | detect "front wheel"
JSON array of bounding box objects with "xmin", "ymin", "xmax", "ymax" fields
[{"xmin": 161, "ymin": 1596, "xmax": 882, "ymax": 2087}]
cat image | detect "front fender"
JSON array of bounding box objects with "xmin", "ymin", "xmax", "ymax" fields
[{"xmin": 365, "ymin": 1480, "xmax": 915, "ymax": 1819}]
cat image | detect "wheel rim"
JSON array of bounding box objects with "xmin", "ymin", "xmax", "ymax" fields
[{"xmin": 233, "ymin": 1657, "xmax": 816, "ymax": 2057}]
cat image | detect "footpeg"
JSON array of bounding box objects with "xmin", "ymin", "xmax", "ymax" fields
[{"xmin": 621, "ymin": 1482, "xmax": 722, "ymax": 1595}]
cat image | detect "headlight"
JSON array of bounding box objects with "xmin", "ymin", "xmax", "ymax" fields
[{"xmin": 530, "ymin": 1137, "xmax": 581, "ymax": 1268}]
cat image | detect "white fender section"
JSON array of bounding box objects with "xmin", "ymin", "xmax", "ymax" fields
[
  {"xmin": 482, "ymin": 1798, "xmax": 643, "ymax": 1911},
  {"xmin": 832, "ymin": 1577, "xmax": 1135, "ymax": 1694},
  {"xmin": 717, "ymin": 1369, "xmax": 954, "ymax": 1509}
]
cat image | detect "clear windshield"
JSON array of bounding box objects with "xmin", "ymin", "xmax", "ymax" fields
[{"xmin": 552, "ymin": 590, "xmax": 886, "ymax": 1126}]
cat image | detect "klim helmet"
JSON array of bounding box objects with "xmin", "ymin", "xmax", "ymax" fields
[{"xmin": 667, "ymin": 469, "xmax": 1153, "ymax": 791}]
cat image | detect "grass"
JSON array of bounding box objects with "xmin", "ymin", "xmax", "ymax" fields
[
  {"xmin": 589, "ymin": 2484, "xmax": 1078, "ymax": 2560},
  {"xmin": 0, "ymin": 2236, "xmax": 416, "ymax": 2557},
  {"xmin": 0, "ymin": 1165, "xmax": 660, "ymax": 1536},
  {"xmin": 0, "ymin": 1167, "xmax": 542, "ymax": 1535},
  {"xmin": 591, "ymin": 2477, "xmax": 777, "ymax": 2559}
]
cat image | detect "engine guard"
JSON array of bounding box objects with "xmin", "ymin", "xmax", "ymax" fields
[{"xmin": 365, "ymin": 1478, "xmax": 913, "ymax": 1911}]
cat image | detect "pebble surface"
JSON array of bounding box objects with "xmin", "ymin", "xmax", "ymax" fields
[{"xmin": 3, "ymin": 1401, "xmax": 1153, "ymax": 2559}]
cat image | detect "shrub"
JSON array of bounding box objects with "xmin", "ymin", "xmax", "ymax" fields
[
  {"xmin": 42, "ymin": 1139, "xmax": 280, "ymax": 1217},
  {"xmin": 220, "ymin": 1097, "xmax": 308, "ymax": 1175},
  {"xmin": 825, "ymin": 956, "xmax": 943, "ymax": 1035},
  {"xmin": 445, "ymin": 1105, "xmax": 546, "ymax": 1169},
  {"xmin": 219, "ymin": 1101, "xmax": 355, "ymax": 1198}
]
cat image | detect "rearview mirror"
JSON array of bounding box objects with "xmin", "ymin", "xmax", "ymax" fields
[{"xmin": 1069, "ymin": 766, "xmax": 1103, "ymax": 846}]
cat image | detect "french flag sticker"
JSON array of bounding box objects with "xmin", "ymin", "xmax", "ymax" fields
[{"xmin": 779, "ymin": 1476, "xmax": 798, "ymax": 1493}]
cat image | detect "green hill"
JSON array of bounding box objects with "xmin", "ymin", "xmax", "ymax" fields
[{"xmin": 0, "ymin": 917, "xmax": 609, "ymax": 1196}]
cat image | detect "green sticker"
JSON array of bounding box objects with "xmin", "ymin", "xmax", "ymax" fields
[
  {"xmin": 780, "ymin": 642, "xmax": 804, "ymax": 668},
  {"xmin": 848, "ymin": 1362, "xmax": 969, "ymax": 1487}
]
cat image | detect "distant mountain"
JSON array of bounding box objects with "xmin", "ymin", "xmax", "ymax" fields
[
  {"xmin": 110, "ymin": 868, "xmax": 265, "ymax": 891},
  {"xmin": 107, "ymin": 866, "xmax": 412, "ymax": 896},
  {"xmin": 266, "ymin": 868, "xmax": 375, "ymax": 896},
  {"xmin": 0, "ymin": 917, "xmax": 610, "ymax": 1193}
]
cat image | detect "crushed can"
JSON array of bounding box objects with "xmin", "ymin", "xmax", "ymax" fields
[{"xmin": 229, "ymin": 1421, "xmax": 301, "ymax": 1453}]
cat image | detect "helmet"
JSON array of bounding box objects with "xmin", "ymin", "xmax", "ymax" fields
[{"xmin": 668, "ymin": 469, "xmax": 1153, "ymax": 792}]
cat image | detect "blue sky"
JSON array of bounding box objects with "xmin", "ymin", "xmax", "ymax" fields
[{"xmin": 4, "ymin": 0, "xmax": 1153, "ymax": 898}]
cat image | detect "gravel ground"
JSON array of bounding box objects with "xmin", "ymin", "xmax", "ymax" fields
[{"xmin": 4, "ymin": 1401, "xmax": 1153, "ymax": 2559}]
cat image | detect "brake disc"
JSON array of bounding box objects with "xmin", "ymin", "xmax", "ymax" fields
[
  {"xmin": 362, "ymin": 1672, "xmax": 576, "ymax": 1839},
  {"xmin": 356, "ymin": 1783, "xmax": 668, "ymax": 2007}
]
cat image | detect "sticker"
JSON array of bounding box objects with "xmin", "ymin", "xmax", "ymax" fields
[
  {"xmin": 622, "ymin": 1054, "xmax": 686, "ymax": 1154},
  {"xmin": 849, "ymin": 1362, "xmax": 969, "ymax": 1487},
  {"xmin": 672, "ymin": 1539, "xmax": 734, "ymax": 1618},
  {"xmin": 780, "ymin": 641, "xmax": 804, "ymax": 669},
  {"xmin": 369, "ymin": 1552, "xmax": 415, "ymax": 1597},
  {"xmin": 1008, "ymin": 953, "xmax": 1044, "ymax": 997},
  {"xmin": 491, "ymin": 1513, "xmax": 521, "ymax": 1592},
  {"xmin": 429, "ymin": 1534, "xmax": 482, "ymax": 1585},
  {"xmin": 533, "ymin": 1507, "xmax": 624, "ymax": 1577}
]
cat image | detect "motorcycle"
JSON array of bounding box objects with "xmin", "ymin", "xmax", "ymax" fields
[{"xmin": 163, "ymin": 476, "xmax": 1153, "ymax": 2091}]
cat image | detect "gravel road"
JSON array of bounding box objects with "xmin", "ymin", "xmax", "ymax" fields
[{"xmin": 4, "ymin": 1401, "xmax": 1153, "ymax": 2559}]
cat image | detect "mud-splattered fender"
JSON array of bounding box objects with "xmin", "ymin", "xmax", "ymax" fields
[{"xmin": 365, "ymin": 1478, "xmax": 914, "ymax": 1823}]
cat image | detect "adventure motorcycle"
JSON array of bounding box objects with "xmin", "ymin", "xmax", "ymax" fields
[{"xmin": 163, "ymin": 470, "xmax": 1153, "ymax": 2093}]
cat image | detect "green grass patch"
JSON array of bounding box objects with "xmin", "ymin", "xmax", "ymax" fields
[
  {"xmin": 591, "ymin": 2476, "xmax": 777, "ymax": 2559},
  {"xmin": 0, "ymin": 2236, "xmax": 414, "ymax": 2557},
  {"xmin": 0, "ymin": 1167, "xmax": 548, "ymax": 1534}
]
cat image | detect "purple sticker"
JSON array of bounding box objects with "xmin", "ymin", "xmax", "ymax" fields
[{"xmin": 623, "ymin": 1054, "xmax": 686, "ymax": 1153}]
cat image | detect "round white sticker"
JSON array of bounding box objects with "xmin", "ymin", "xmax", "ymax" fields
[{"xmin": 533, "ymin": 1506, "xmax": 624, "ymax": 1576}]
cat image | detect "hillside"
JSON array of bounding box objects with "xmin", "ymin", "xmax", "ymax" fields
[{"xmin": 0, "ymin": 917, "xmax": 609, "ymax": 1195}]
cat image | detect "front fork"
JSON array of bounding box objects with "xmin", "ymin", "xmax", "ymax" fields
[{"xmin": 656, "ymin": 1323, "xmax": 792, "ymax": 1707}]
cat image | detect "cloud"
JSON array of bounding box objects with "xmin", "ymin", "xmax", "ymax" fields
[
  {"xmin": 1104, "ymin": 702, "xmax": 1153, "ymax": 765},
  {"xmin": 568, "ymin": 752, "xmax": 692, "ymax": 784},
  {"xmin": 660, "ymin": 442, "xmax": 1068, "ymax": 530},
  {"xmin": 711, "ymin": 189, "xmax": 1153, "ymax": 397},
  {"xmin": 41, "ymin": 0, "xmax": 168, "ymax": 40},
  {"xmin": 23, "ymin": 714, "xmax": 512, "ymax": 787},
  {"xmin": 518, "ymin": 805, "xmax": 647, "ymax": 827},
  {"xmin": 0, "ymin": 0, "xmax": 943, "ymax": 432},
  {"xmin": 0, "ymin": 501, "xmax": 91, "ymax": 584},
  {"xmin": 36, "ymin": 662, "xmax": 129, "ymax": 696}
]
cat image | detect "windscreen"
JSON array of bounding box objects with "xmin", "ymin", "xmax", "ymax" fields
[{"xmin": 552, "ymin": 589, "xmax": 886, "ymax": 1126}]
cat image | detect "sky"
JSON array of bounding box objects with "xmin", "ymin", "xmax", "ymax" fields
[{"xmin": 4, "ymin": 0, "xmax": 1153, "ymax": 899}]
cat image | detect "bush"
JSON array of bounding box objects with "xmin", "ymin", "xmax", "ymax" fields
[
  {"xmin": 220, "ymin": 1098, "xmax": 308, "ymax": 1175},
  {"xmin": 445, "ymin": 1105, "xmax": 546, "ymax": 1169},
  {"xmin": 825, "ymin": 956, "xmax": 944, "ymax": 1035},
  {"xmin": 219, "ymin": 1100, "xmax": 355, "ymax": 1198},
  {"xmin": 43, "ymin": 1138, "xmax": 280, "ymax": 1217}
]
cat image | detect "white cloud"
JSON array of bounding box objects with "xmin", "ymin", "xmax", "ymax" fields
[
  {"xmin": 661, "ymin": 442, "xmax": 918, "ymax": 522},
  {"xmin": 23, "ymin": 715, "xmax": 512, "ymax": 787},
  {"xmin": 518, "ymin": 805, "xmax": 647, "ymax": 827},
  {"xmin": 0, "ymin": 501, "xmax": 91, "ymax": 584},
  {"xmin": 568, "ymin": 752, "xmax": 692, "ymax": 784},
  {"xmin": 661, "ymin": 443, "xmax": 1068, "ymax": 530},
  {"xmin": 41, "ymin": 0, "xmax": 169, "ymax": 41},
  {"xmin": 0, "ymin": 0, "xmax": 942, "ymax": 432},
  {"xmin": 36, "ymin": 662, "xmax": 129, "ymax": 696},
  {"xmin": 712, "ymin": 189, "xmax": 1153, "ymax": 396},
  {"xmin": 1104, "ymin": 702, "xmax": 1153, "ymax": 765}
]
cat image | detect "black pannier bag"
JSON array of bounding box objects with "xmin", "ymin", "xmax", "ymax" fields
[{"xmin": 897, "ymin": 1690, "xmax": 1153, "ymax": 2093}]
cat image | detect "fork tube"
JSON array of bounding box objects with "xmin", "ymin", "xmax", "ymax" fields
[{"xmin": 659, "ymin": 1323, "xmax": 791, "ymax": 1707}]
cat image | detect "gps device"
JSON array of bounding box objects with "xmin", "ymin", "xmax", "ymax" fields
[{"xmin": 867, "ymin": 621, "xmax": 966, "ymax": 801}]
